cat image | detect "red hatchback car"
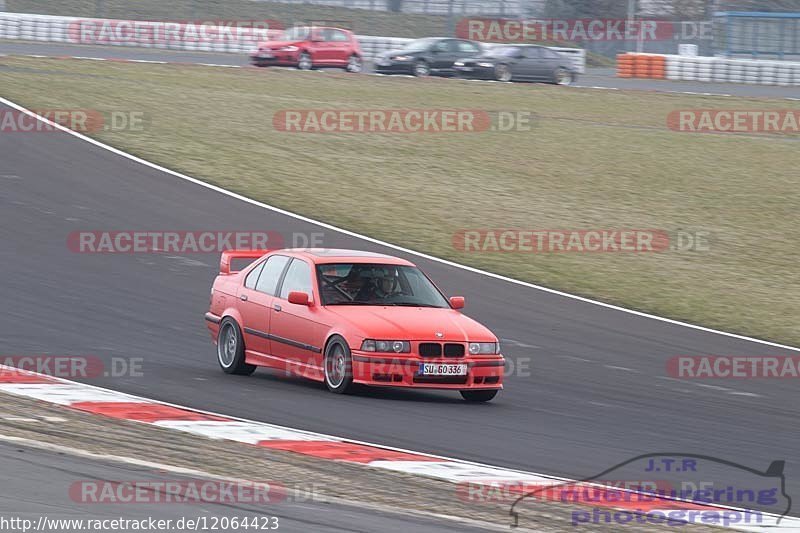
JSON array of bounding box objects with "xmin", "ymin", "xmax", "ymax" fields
[
  {"xmin": 250, "ymin": 26, "xmax": 363, "ymax": 72},
  {"xmin": 205, "ymin": 249, "xmax": 504, "ymax": 402}
]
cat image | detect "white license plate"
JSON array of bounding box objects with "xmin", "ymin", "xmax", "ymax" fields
[
  {"xmin": 258, "ymin": 53, "xmax": 274, "ymax": 59},
  {"xmin": 418, "ymin": 363, "xmax": 467, "ymax": 376}
]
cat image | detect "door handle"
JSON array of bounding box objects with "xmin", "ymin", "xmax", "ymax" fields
[
  {"xmin": 273, "ymin": 304, "xmax": 282, "ymax": 312},
  {"xmin": 240, "ymin": 294, "xmax": 248, "ymax": 301}
]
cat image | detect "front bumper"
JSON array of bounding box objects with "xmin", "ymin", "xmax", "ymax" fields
[
  {"xmin": 373, "ymin": 61, "xmax": 414, "ymax": 75},
  {"xmin": 351, "ymin": 351, "xmax": 505, "ymax": 389}
]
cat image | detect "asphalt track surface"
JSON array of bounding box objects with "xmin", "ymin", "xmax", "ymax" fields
[
  {"xmin": 0, "ymin": 441, "xmax": 481, "ymax": 533},
  {"xmin": 0, "ymin": 90, "xmax": 799, "ymax": 514},
  {"xmin": 2, "ymin": 40, "xmax": 800, "ymax": 99}
]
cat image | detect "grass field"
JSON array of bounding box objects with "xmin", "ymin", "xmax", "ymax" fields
[{"xmin": 1, "ymin": 56, "xmax": 798, "ymax": 345}]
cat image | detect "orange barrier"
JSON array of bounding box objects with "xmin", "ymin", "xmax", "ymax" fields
[
  {"xmin": 616, "ymin": 53, "xmax": 634, "ymax": 78},
  {"xmin": 617, "ymin": 53, "xmax": 667, "ymax": 79}
]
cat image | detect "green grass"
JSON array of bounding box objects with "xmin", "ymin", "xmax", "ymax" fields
[{"xmin": 1, "ymin": 56, "xmax": 798, "ymax": 345}]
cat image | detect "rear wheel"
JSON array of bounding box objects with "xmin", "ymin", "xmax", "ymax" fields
[
  {"xmin": 413, "ymin": 60, "xmax": 430, "ymax": 77},
  {"xmin": 324, "ymin": 336, "xmax": 354, "ymax": 394},
  {"xmin": 460, "ymin": 389, "xmax": 498, "ymax": 402},
  {"xmin": 494, "ymin": 64, "xmax": 512, "ymax": 82},
  {"xmin": 217, "ymin": 318, "xmax": 256, "ymax": 375},
  {"xmin": 554, "ymin": 67, "xmax": 572, "ymax": 85},
  {"xmin": 346, "ymin": 55, "xmax": 363, "ymax": 73},
  {"xmin": 297, "ymin": 52, "xmax": 312, "ymax": 70}
]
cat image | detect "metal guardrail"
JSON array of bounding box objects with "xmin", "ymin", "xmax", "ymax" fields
[
  {"xmin": 617, "ymin": 52, "xmax": 800, "ymax": 85},
  {"xmin": 0, "ymin": 12, "xmax": 586, "ymax": 73}
]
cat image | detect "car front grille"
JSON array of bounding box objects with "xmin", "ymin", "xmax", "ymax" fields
[{"xmin": 418, "ymin": 343, "xmax": 465, "ymax": 358}]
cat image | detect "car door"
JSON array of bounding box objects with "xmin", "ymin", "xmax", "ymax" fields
[
  {"xmin": 239, "ymin": 254, "xmax": 291, "ymax": 363},
  {"xmin": 516, "ymin": 46, "xmax": 543, "ymax": 80},
  {"xmin": 540, "ymin": 47, "xmax": 566, "ymax": 80},
  {"xmin": 309, "ymin": 28, "xmax": 336, "ymax": 64},
  {"xmin": 429, "ymin": 39, "xmax": 458, "ymax": 73},
  {"xmin": 326, "ymin": 29, "xmax": 350, "ymax": 65},
  {"xmin": 269, "ymin": 258, "xmax": 328, "ymax": 378},
  {"xmin": 455, "ymin": 40, "xmax": 482, "ymax": 64}
]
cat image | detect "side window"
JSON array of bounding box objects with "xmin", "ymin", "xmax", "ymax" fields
[
  {"xmin": 279, "ymin": 259, "xmax": 313, "ymax": 299},
  {"xmin": 433, "ymin": 40, "xmax": 451, "ymax": 53},
  {"xmin": 255, "ymin": 255, "xmax": 291, "ymax": 295},
  {"xmin": 457, "ymin": 41, "xmax": 480, "ymax": 54},
  {"xmin": 244, "ymin": 260, "xmax": 266, "ymax": 289},
  {"xmin": 329, "ymin": 30, "xmax": 349, "ymax": 42},
  {"xmin": 525, "ymin": 47, "xmax": 542, "ymax": 58},
  {"xmin": 542, "ymin": 48, "xmax": 562, "ymax": 59}
]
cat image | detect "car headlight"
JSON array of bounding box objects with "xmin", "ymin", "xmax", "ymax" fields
[
  {"xmin": 361, "ymin": 339, "xmax": 411, "ymax": 353},
  {"xmin": 392, "ymin": 55, "xmax": 412, "ymax": 61},
  {"xmin": 477, "ymin": 62, "xmax": 495, "ymax": 68},
  {"xmin": 469, "ymin": 342, "xmax": 499, "ymax": 355},
  {"xmin": 279, "ymin": 45, "xmax": 299, "ymax": 52},
  {"xmin": 454, "ymin": 61, "xmax": 464, "ymax": 66}
]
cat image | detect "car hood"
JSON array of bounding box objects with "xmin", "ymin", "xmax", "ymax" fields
[{"xmin": 326, "ymin": 306, "xmax": 496, "ymax": 342}]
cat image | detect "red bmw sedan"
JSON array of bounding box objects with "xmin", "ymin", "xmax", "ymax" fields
[{"xmin": 205, "ymin": 249, "xmax": 504, "ymax": 401}]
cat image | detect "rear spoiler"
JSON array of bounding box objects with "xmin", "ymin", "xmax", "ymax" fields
[{"xmin": 219, "ymin": 249, "xmax": 269, "ymax": 275}]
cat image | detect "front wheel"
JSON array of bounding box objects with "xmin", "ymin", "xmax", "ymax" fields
[
  {"xmin": 297, "ymin": 52, "xmax": 312, "ymax": 70},
  {"xmin": 346, "ymin": 55, "xmax": 362, "ymax": 73},
  {"xmin": 217, "ymin": 318, "xmax": 256, "ymax": 375},
  {"xmin": 324, "ymin": 336, "xmax": 354, "ymax": 394},
  {"xmin": 460, "ymin": 389, "xmax": 498, "ymax": 402}
]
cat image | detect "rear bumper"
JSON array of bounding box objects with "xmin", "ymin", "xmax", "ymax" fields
[{"xmin": 351, "ymin": 351, "xmax": 504, "ymax": 389}]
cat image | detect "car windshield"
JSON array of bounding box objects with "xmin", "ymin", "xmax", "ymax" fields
[
  {"xmin": 317, "ymin": 263, "xmax": 450, "ymax": 307},
  {"xmin": 402, "ymin": 38, "xmax": 438, "ymax": 52},
  {"xmin": 281, "ymin": 27, "xmax": 311, "ymax": 40}
]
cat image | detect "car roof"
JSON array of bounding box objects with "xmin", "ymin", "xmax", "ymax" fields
[{"xmin": 279, "ymin": 248, "xmax": 416, "ymax": 266}]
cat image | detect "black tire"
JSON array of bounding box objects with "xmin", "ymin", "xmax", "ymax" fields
[
  {"xmin": 460, "ymin": 389, "xmax": 498, "ymax": 402},
  {"xmin": 217, "ymin": 318, "xmax": 257, "ymax": 375},
  {"xmin": 494, "ymin": 64, "xmax": 512, "ymax": 82},
  {"xmin": 346, "ymin": 55, "xmax": 363, "ymax": 73},
  {"xmin": 554, "ymin": 67, "xmax": 572, "ymax": 85},
  {"xmin": 413, "ymin": 60, "xmax": 430, "ymax": 77},
  {"xmin": 324, "ymin": 336, "xmax": 354, "ymax": 394},
  {"xmin": 297, "ymin": 52, "xmax": 312, "ymax": 70}
]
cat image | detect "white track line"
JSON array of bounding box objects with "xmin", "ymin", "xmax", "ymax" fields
[{"xmin": 1, "ymin": 94, "xmax": 796, "ymax": 352}]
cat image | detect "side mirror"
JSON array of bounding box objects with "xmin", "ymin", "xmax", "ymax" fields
[
  {"xmin": 288, "ymin": 291, "xmax": 311, "ymax": 306},
  {"xmin": 450, "ymin": 296, "xmax": 465, "ymax": 309}
]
